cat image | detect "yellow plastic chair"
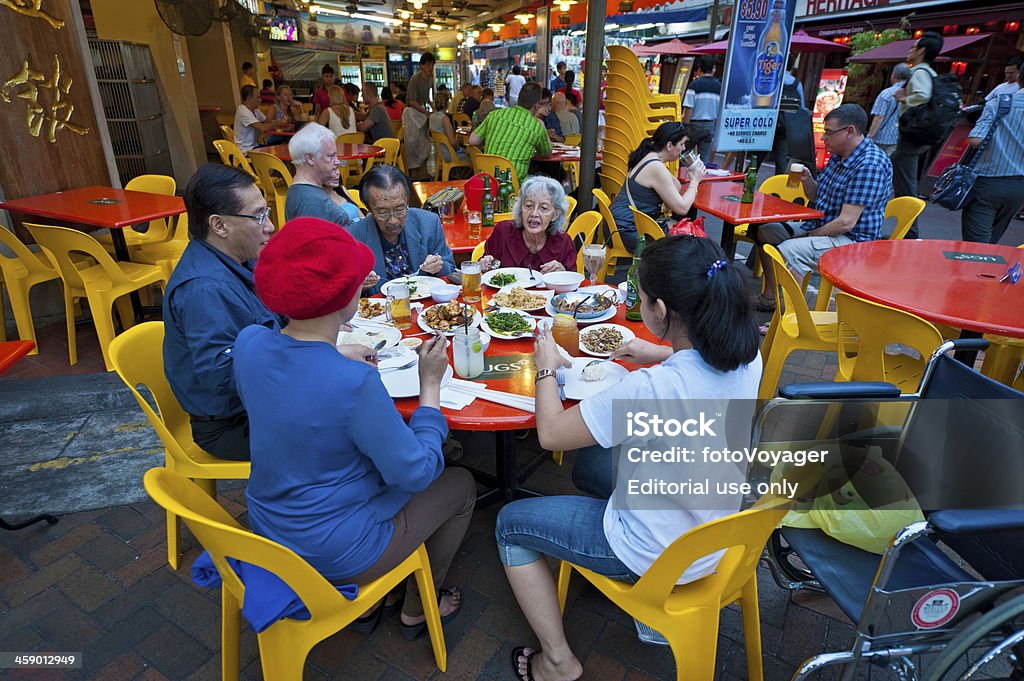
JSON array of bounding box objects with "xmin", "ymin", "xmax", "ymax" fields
[
  {"xmin": 143, "ymin": 467, "xmax": 446, "ymax": 681},
  {"xmin": 96, "ymin": 175, "xmax": 177, "ymax": 255},
  {"xmin": 593, "ymin": 188, "xmax": 630, "ymax": 278},
  {"xmin": 212, "ymin": 139, "xmax": 257, "ymax": 179},
  {"xmin": 219, "ymin": 124, "xmax": 234, "ymax": 141},
  {"xmin": 368, "ymin": 137, "xmax": 400, "ymax": 170},
  {"xmin": 566, "ymin": 210, "xmax": 603, "ymax": 275},
  {"xmin": 472, "ymin": 154, "xmax": 519, "ymax": 193},
  {"xmin": 452, "ymin": 112, "xmax": 472, "ymax": 128},
  {"xmin": 26, "ymin": 224, "xmax": 166, "ymax": 370},
  {"xmin": 759, "ymin": 244, "xmax": 840, "ymax": 400},
  {"xmin": 598, "ymin": 172, "xmax": 622, "ymax": 202},
  {"xmin": 248, "ymin": 151, "xmax": 294, "ymax": 228},
  {"xmin": 108, "ymin": 322, "xmax": 250, "ymax": 569},
  {"xmin": 563, "ymin": 134, "xmax": 581, "ymax": 147},
  {"xmin": 335, "ymin": 132, "xmax": 368, "ymax": 187},
  {"xmin": 566, "ymin": 196, "xmax": 577, "ymax": 218},
  {"xmin": 811, "ymin": 195, "xmax": 927, "ymax": 312},
  {"xmin": 630, "ymin": 207, "xmax": 666, "ymax": 242},
  {"xmin": 346, "ymin": 188, "xmax": 367, "ymax": 212},
  {"xmin": 735, "ymin": 174, "xmax": 811, "ymax": 282},
  {"xmin": 606, "ymin": 46, "xmax": 682, "ymax": 115},
  {"xmin": 835, "ymin": 292, "xmax": 943, "ymax": 390},
  {"xmin": 430, "ymin": 130, "xmax": 472, "ymax": 181},
  {"xmin": 0, "ymin": 227, "xmax": 67, "ymax": 352},
  {"xmin": 130, "ymin": 214, "xmax": 190, "ymax": 283},
  {"xmin": 557, "ymin": 499, "xmax": 789, "ymax": 681}
]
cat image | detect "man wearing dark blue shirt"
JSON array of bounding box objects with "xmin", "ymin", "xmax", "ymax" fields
[{"xmin": 163, "ymin": 164, "xmax": 280, "ymax": 460}]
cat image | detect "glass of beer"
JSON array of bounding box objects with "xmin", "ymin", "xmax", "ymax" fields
[
  {"xmin": 582, "ymin": 243, "xmax": 607, "ymax": 283},
  {"xmin": 461, "ymin": 261, "xmax": 482, "ymax": 303},
  {"xmin": 439, "ymin": 199, "xmax": 457, "ymax": 225},
  {"xmin": 385, "ymin": 282, "xmax": 412, "ymax": 330},
  {"xmin": 467, "ymin": 210, "xmax": 482, "ymax": 241},
  {"xmin": 787, "ymin": 162, "xmax": 805, "ymax": 189}
]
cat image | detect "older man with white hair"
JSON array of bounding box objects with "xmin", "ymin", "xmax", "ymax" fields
[{"xmin": 284, "ymin": 123, "xmax": 364, "ymax": 226}]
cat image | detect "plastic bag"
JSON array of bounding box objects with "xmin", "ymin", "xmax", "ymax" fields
[
  {"xmin": 669, "ymin": 215, "xmax": 707, "ymax": 239},
  {"xmin": 776, "ymin": 446, "xmax": 924, "ymax": 554}
]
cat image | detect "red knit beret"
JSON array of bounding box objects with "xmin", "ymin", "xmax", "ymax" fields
[{"xmin": 255, "ymin": 217, "xmax": 374, "ymax": 320}]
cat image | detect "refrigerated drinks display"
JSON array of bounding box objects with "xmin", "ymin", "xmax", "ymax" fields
[
  {"xmin": 336, "ymin": 58, "xmax": 363, "ymax": 93},
  {"xmin": 361, "ymin": 45, "xmax": 388, "ymax": 93},
  {"xmin": 435, "ymin": 62, "xmax": 458, "ymax": 98}
]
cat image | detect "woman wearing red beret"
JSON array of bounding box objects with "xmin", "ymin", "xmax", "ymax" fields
[{"xmin": 232, "ymin": 217, "xmax": 474, "ymax": 639}]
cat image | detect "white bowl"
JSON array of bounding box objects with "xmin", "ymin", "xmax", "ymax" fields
[
  {"xmin": 541, "ymin": 271, "xmax": 585, "ymax": 293},
  {"xmin": 430, "ymin": 284, "xmax": 461, "ymax": 303}
]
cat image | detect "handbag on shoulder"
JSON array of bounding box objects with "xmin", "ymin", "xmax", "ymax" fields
[{"xmin": 931, "ymin": 95, "xmax": 1012, "ymax": 211}]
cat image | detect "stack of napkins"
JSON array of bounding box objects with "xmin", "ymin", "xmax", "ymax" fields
[
  {"xmin": 446, "ymin": 379, "xmax": 535, "ymax": 413},
  {"xmin": 440, "ymin": 388, "xmax": 476, "ymax": 410}
]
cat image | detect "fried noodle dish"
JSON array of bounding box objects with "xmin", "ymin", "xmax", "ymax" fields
[
  {"xmin": 358, "ymin": 299, "xmax": 386, "ymax": 318},
  {"xmin": 422, "ymin": 302, "xmax": 475, "ymax": 331},
  {"xmin": 491, "ymin": 287, "xmax": 547, "ymax": 309},
  {"xmin": 581, "ymin": 327, "xmax": 624, "ymax": 354}
]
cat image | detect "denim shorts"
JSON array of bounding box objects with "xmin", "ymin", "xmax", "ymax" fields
[{"xmin": 495, "ymin": 495, "xmax": 640, "ymax": 582}]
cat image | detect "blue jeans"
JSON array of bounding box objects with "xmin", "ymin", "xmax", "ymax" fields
[
  {"xmin": 572, "ymin": 444, "xmax": 614, "ymax": 498},
  {"xmin": 495, "ymin": 495, "xmax": 639, "ymax": 582}
]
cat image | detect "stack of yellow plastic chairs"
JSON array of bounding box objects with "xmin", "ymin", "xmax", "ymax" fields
[{"xmin": 602, "ymin": 45, "xmax": 682, "ymax": 199}]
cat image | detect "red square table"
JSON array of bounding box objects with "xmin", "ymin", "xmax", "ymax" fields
[
  {"xmin": 412, "ymin": 180, "xmax": 494, "ymax": 254},
  {"xmin": 250, "ymin": 142, "xmax": 384, "ymax": 163},
  {"xmin": 691, "ymin": 181, "xmax": 824, "ymax": 259}
]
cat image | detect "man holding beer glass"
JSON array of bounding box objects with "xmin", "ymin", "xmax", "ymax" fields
[
  {"xmin": 346, "ymin": 164, "xmax": 456, "ymax": 295},
  {"xmin": 751, "ymin": 104, "xmax": 891, "ymax": 314}
]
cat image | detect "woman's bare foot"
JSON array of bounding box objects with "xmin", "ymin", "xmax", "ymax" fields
[
  {"xmin": 513, "ymin": 647, "xmax": 583, "ymax": 681},
  {"xmin": 399, "ymin": 586, "xmax": 461, "ymax": 626}
]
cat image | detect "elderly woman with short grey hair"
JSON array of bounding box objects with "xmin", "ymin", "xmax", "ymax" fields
[
  {"xmin": 284, "ymin": 122, "xmax": 363, "ymax": 227},
  {"xmin": 481, "ymin": 175, "xmax": 577, "ymax": 273}
]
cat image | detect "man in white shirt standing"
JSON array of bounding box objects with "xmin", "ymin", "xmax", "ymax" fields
[
  {"xmin": 234, "ymin": 85, "xmax": 285, "ymax": 153},
  {"xmin": 505, "ymin": 65, "xmax": 526, "ymax": 107},
  {"xmin": 985, "ymin": 56, "xmax": 1021, "ymax": 103}
]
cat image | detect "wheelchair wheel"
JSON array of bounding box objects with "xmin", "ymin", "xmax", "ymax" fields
[
  {"xmin": 923, "ymin": 593, "xmax": 1024, "ymax": 681},
  {"xmin": 770, "ymin": 531, "xmax": 818, "ymax": 584}
]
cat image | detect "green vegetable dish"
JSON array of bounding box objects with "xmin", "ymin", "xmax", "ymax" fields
[
  {"xmin": 489, "ymin": 273, "xmax": 519, "ymax": 287},
  {"xmin": 484, "ymin": 311, "xmax": 532, "ymax": 335}
]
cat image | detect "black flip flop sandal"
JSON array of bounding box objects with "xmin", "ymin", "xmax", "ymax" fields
[{"xmin": 510, "ymin": 646, "xmax": 539, "ymax": 681}]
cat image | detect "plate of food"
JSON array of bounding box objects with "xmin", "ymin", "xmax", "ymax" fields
[
  {"xmin": 380, "ymin": 275, "xmax": 445, "ymax": 301},
  {"xmin": 380, "ymin": 360, "xmax": 454, "ymax": 398},
  {"xmin": 338, "ymin": 326, "xmax": 402, "ymax": 348},
  {"xmin": 549, "ymin": 289, "xmax": 617, "ymax": 320},
  {"xmin": 579, "ymin": 323, "xmax": 635, "ymax": 357},
  {"xmin": 355, "ymin": 298, "xmax": 387, "ymax": 321},
  {"xmin": 490, "ymin": 286, "xmax": 552, "ymax": 312},
  {"xmin": 481, "ymin": 308, "xmax": 537, "ymax": 339},
  {"xmin": 562, "ymin": 357, "xmax": 628, "ymax": 400},
  {"xmin": 417, "ymin": 301, "xmax": 482, "ymax": 335},
  {"xmin": 482, "ymin": 267, "xmax": 541, "ymax": 289}
]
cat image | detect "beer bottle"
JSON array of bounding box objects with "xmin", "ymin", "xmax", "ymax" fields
[
  {"xmin": 625, "ymin": 235, "xmax": 646, "ymax": 322},
  {"xmin": 741, "ymin": 156, "xmax": 759, "ymax": 204},
  {"xmin": 500, "ymin": 170, "xmax": 512, "ymax": 212},
  {"xmin": 482, "ymin": 176, "xmax": 495, "ymax": 227},
  {"xmin": 753, "ymin": 0, "xmax": 788, "ymax": 109}
]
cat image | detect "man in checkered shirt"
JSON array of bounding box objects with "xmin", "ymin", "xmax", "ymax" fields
[{"xmin": 753, "ymin": 104, "xmax": 892, "ymax": 311}]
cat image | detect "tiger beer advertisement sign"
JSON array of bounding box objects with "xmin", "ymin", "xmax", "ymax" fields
[{"xmin": 715, "ymin": 0, "xmax": 798, "ymax": 152}]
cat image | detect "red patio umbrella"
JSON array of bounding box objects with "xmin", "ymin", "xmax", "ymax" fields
[
  {"xmin": 688, "ymin": 30, "xmax": 850, "ymax": 54},
  {"xmin": 631, "ymin": 38, "xmax": 700, "ymax": 56}
]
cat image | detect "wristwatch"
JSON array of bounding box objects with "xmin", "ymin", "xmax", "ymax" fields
[{"xmin": 534, "ymin": 368, "xmax": 556, "ymax": 384}]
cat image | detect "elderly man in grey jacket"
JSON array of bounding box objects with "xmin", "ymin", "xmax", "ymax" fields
[{"xmin": 346, "ymin": 164, "xmax": 455, "ymax": 294}]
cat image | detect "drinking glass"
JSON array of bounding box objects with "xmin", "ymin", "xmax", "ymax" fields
[
  {"xmin": 439, "ymin": 200, "xmax": 457, "ymax": 225},
  {"xmin": 385, "ymin": 282, "xmax": 412, "ymax": 330},
  {"xmin": 453, "ymin": 328, "xmax": 485, "ymax": 378},
  {"xmin": 461, "ymin": 261, "xmax": 482, "ymax": 303},
  {"xmin": 467, "ymin": 209, "xmax": 482, "ymax": 241},
  {"xmin": 582, "ymin": 244, "xmax": 607, "ymax": 283},
  {"xmin": 787, "ymin": 162, "xmax": 805, "ymax": 189}
]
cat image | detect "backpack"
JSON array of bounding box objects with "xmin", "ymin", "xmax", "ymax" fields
[
  {"xmin": 779, "ymin": 80, "xmax": 802, "ymax": 113},
  {"xmin": 898, "ymin": 72, "xmax": 963, "ymax": 147}
]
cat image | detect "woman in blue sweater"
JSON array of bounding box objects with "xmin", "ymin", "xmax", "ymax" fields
[{"xmin": 233, "ymin": 217, "xmax": 474, "ymax": 639}]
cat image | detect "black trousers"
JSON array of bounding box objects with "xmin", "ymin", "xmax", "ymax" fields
[
  {"xmin": 190, "ymin": 412, "xmax": 251, "ymax": 461},
  {"xmin": 961, "ymin": 175, "xmax": 1024, "ymax": 244}
]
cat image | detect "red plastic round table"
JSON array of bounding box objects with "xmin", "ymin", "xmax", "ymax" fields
[
  {"xmin": 412, "ymin": 180, "xmax": 495, "ymax": 254},
  {"xmin": 385, "ymin": 284, "xmax": 666, "ymax": 502},
  {"xmin": 818, "ymin": 239, "xmax": 1024, "ymax": 338}
]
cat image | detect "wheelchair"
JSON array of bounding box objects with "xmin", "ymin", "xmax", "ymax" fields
[{"xmin": 752, "ymin": 339, "xmax": 1024, "ymax": 681}]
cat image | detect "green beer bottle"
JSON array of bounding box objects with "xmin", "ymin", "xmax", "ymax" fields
[
  {"xmin": 482, "ymin": 176, "xmax": 495, "ymax": 227},
  {"xmin": 625, "ymin": 235, "xmax": 646, "ymax": 322},
  {"xmin": 740, "ymin": 156, "xmax": 759, "ymax": 204}
]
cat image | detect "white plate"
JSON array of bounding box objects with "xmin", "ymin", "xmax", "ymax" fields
[
  {"xmin": 491, "ymin": 285, "xmax": 554, "ymax": 312},
  {"xmin": 417, "ymin": 303, "xmax": 482, "ymax": 336},
  {"xmin": 578, "ymin": 323, "xmax": 635, "ymax": 357},
  {"xmin": 545, "ymin": 300, "xmax": 617, "ymax": 324},
  {"xmin": 338, "ymin": 326, "xmax": 402, "ymax": 348},
  {"xmin": 563, "ymin": 357, "xmax": 628, "ymax": 400},
  {"xmin": 381, "ymin": 276, "xmax": 445, "ymax": 301},
  {"xmin": 355, "ymin": 298, "xmax": 388, "ymax": 322},
  {"xmin": 482, "ymin": 267, "xmax": 542, "ymax": 289},
  {"xmin": 381, "ymin": 362, "xmax": 454, "ymax": 398},
  {"xmin": 480, "ymin": 308, "xmax": 537, "ymax": 339}
]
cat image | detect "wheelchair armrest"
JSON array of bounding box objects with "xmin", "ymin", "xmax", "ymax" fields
[
  {"xmin": 778, "ymin": 382, "xmax": 902, "ymax": 400},
  {"xmin": 929, "ymin": 510, "xmax": 1024, "ymax": 535}
]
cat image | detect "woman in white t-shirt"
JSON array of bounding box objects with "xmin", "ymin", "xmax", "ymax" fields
[{"xmin": 497, "ymin": 235, "xmax": 762, "ymax": 681}]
